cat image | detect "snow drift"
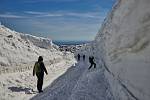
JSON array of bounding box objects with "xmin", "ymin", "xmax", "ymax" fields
[
  {"xmin": 91, "ymin": 0, "xmax": 150, "ymax": 100},
  {"xmin": 0, "ymin": 23, "xmax": 76, "ymax": 100},
  {"xmin": 20, "ymin": 34, "xmax": 53, "ymax": 49},
  {"xmin": 0, "ymin": 24, "xmax": 63, "ymax": 74}
]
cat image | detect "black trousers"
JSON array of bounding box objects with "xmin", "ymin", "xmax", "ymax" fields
[
  {"xmin": 36, "ymin": 73, "xmax": 44, "ymax": 92},
  {"xmin": 78, "ymin": 57, "xmax": 80, "ymax": 61},
  {"xmin": 88, "ymin": 62, "xmax": 96, "ymax": 69},
  {"xmin": 83, "ymin": 58, "xmax": 85, "ymax": 61}
]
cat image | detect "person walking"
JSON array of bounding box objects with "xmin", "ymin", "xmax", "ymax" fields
[
  {"xmin": 77, "ymin": 54, "xmax": 80, "ymax": 61},
  {"xmin": 33, "ymin": 56, "xmax": 48, "ymax": 93},
  {"xmin": 88, "ymin": 56, "xmax": 96, "ymax": 70},
  {"xmin": 83, "ymin": 55, "xmax": 85, "ymax": 61}
]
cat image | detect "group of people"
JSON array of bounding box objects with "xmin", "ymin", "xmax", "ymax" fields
[
  {"xmin": 77, "ymin": 54, "xmax": 96, "ymax": 70},
  {"xmin": 77, "ymin": 54, "xmax": 85, "ymax": 61},
  {"xmin": 33, "ymin": 54, "xmax": 96, "ymax": 93}
]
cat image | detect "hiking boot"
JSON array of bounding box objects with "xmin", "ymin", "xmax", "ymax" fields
[{"xmin": 38, "ymin": 90, "xmax": 43, "ymax": 93}]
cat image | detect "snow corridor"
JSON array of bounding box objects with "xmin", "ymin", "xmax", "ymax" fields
[{"xmin": 31, "ymin": 59, "xmax": 114, "ymax": 100}]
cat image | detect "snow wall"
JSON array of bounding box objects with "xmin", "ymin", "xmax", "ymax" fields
[
  {"xmin": 93, "ymin": 0, "xmax": 150, "ymax": 100},
  {"xmin": 0, "ymin": 25, "xmax": 63, "ymax": 68},
  {"xmin": 20, "ymin": 34, "xmax": 53, "ymax": 49}
]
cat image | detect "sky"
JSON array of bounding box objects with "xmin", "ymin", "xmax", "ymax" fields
[{"xmin": 0, "ymin": 0, "xmax": 115, "ymax": 41}]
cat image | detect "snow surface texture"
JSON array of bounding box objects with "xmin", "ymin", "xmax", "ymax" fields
[
  {"xmin": 0, "ymin": 25, "xmax": 114, "ymax": 100},
  {"xmin": 0, "ymin": 24, "xmax": 77, "ymax": 99},
  {"xmin": 31, "ymin": 59, "xmax": 114, "ymax": 100},
  {"xmin": 0, "ymin": 58, "xmax": 75, "ymax": 100},
  {"xmin": 20, "ymin": 34, "xmax": 53, "ymax": 49},
  {"xmin": 0, "ymin": 25, "xmax": 63, "ymax": 74},
  {"xmin": 92, "ymin": 0, "xmax": 150, "ymax": 100}
]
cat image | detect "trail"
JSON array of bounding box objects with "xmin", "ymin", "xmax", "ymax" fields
[
  {"xmin": 31, "ymin": 60, "xmax": 114, "ymax": 100},
  {"xmin": 0, "ymin": 59, "xmax": 74, "ymax": 100}
]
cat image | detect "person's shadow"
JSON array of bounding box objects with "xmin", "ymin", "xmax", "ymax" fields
[{"xmin": 8, "ymin": 86, "xmax": 36, "ymax": 94}]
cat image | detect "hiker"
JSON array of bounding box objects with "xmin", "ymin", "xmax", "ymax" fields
[
  {"xmin": 83, "ymin": 55, "xmax": 85, "ymax": 61},
  {"xmin": 33, "ymin": 56, "xmax": 48, "ymax": 93},
  {"xmin": 88, "ymin": 56, "xmax": 96, "ymax": 70},
  {"xmin": 77, "ymin": 54, "xmax": 80, "ymax": 61}
]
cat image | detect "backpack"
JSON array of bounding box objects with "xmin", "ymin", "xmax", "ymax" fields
[{"xmin": 34, "ymin": 62, "xmax": 41, "ymax": 73}]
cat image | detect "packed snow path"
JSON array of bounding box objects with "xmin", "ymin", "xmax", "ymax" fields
[
  {"xmin": 31, "ymin": 60, "xmax": 114, "ymax": 100},
  {"xmin": 0, "ymin": 59, "xmax": 74, "ymax": 100}
]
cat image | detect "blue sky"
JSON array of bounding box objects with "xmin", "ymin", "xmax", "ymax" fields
[{"xmin": 0, "ymin": 0, "xmax": 115, "ymax": 41}]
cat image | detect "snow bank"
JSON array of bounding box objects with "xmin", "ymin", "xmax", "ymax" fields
[
  {"xmin": 92, "ymin": 0, "xmax": 150, "ymax": 100},
  {"xmin": 0, "ymin": 58, "xmax": 75, "ymax": 100},
  {"xmin": 0, "ymin": 24, "xmax": 76, "ymax": 100},
  {"xmin": 0, "ymin": 24, "xmax": 63, "ymax": 74},
  {"xmin": 20, "ymin": 34, "xmax": 53, "ymax": 49}
]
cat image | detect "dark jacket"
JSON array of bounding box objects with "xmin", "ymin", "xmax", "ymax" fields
[
  {"xmin": 89, "ymin": 56, "xmax": 94, "ymax": 63},
  {"xmin": 33, "ymin": 61, "xmax": 48, "ymax": 76}
]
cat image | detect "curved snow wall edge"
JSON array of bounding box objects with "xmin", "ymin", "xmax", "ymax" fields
[{"xmin": 94, "ymin": 0, "xmax": 150, "ymax": 100}]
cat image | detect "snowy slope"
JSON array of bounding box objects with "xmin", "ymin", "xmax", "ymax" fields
[
  {"xmin": 0, "ymin": 57, "xmax": 75, "ymax": 100},
  {"xmin": 0, "ymin": 24, "xmax": 63, "ymax": 74},
  {"xmin": 91, "ymin": 0, "xmax": 150, "ymax": 100},
  {"xmin": 20, "ymin": 34, "xmax": 53, "ymax": 49},
  {"xmin": 0, "ymin": 23, "xmax": 76, "ymax": 100}
]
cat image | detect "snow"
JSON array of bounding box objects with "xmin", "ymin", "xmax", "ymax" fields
[
  {"xmin": 0, "ymin": 35, "xmax": 114, "ymax": 100},
  {"xmin": 30, "ymin": 60, "xmax": 114, "ymax": 100},
  {"xmin": 0, "ymin": 24, "xmax": 77, "ymax": 99},
  {"xmin": 20, "ymin": 34, "xmax": 53, "ymax": 49},
  {"xmin": 0, "ymin": 24, "xmax": 63, "ymax": 71},
  {"xmin": 73, "ymin": 0, "xmax": 150, "ymax": 100},
  {"xmin": 1, "ymin": 0, "xmax": 150, "ymax": 99},
  {"xmin": 0, "ymin": 59, "xmax": 75, "ymax": 100},
  {"xmin": 91, "ymin": 0, "xmax": 150, "ymax": 100}
]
